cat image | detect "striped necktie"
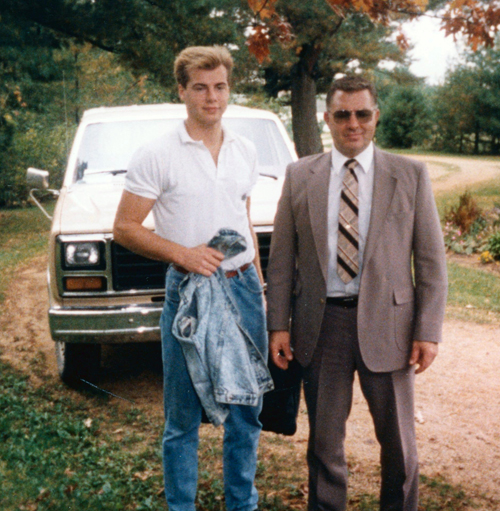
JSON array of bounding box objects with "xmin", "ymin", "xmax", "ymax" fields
[{"xmin": 337, "ymin": 158, "xmax": 359, "ymax": 284}]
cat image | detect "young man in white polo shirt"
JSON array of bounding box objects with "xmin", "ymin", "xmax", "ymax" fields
[{"xmin": 114, "ymin": 46, "xmax": 267, "ymax": 511}]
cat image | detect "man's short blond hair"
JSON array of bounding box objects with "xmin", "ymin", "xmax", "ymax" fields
[{"xmin": 174, "ymin": 46, "xmax": 234, "ymax": 88}]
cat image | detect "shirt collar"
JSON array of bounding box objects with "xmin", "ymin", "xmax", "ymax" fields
[
  {"xmin": 331, "ymin": 142, "xmax": 374, "ymax": 175},
  {"xmin": 178, "ymin": 120, "xmax": 236, "ymax": 145}
]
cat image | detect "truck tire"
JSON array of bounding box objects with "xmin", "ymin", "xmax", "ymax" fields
[{"xmin": 55, "ymin": 341, "xmax": 101, "ymax": 387}]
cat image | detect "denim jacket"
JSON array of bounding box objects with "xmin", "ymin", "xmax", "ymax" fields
[{"xmin": 171, "ymin": 229, "xmax": 274, "ymax": 426}]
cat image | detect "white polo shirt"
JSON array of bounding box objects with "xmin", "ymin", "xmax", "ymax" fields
[{"xmin": 125, "ymin": 121, "xmax": 258, "ymax": 270}]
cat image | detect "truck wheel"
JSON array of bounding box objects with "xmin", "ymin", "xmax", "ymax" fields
[{"xmin": 55, "ymin": 342, "xmax": 101, "ymax": 387}]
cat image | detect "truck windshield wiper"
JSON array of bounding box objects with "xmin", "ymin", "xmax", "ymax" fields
[
  {"xmin": 259, "ymin": 172, "xmax": 278, "ymax": 180},
  {"xmin": 85, "ymin": 169, "xmax": 128, "ymax": 176}
]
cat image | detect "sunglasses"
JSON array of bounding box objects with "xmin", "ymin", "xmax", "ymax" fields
[{"xmin": 330, "ymin": 109, "xmax": 375, "ymax": 124}]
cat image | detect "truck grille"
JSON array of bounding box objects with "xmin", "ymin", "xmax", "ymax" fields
[
  {"xmin": 111, "ymin": 243, "xmax": 167, "ymax": 291},
  {"xmin": 257, "ymin": 231, "xmax": 272, "ymax": 281},
  {"xmin": 111, "ymin": 232, "xmax": 272, "ymax": 291}
]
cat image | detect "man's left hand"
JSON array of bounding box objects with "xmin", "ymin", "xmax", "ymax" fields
[{"xmin": 409, "ymin": 340, "xmax": 439, "ymax": 374}]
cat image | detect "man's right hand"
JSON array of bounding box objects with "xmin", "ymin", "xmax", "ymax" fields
[
  {"xmin": 270, "ymin": 330, "xmax": 294, "ymax": 370},
  {"xmin": 180, "ymin": 244, "xmax": 225, "ymax": 276}
]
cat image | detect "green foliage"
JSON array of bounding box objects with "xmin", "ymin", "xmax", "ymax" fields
[
  {"xmin": 430, "ymin": 67, "xmax": 478, "ymax": 153},
  {"xmin": 0, "ymin": 13, "xmax": 173, "ymax": 207},
  {"xmin": 442, "ymin": 191, "xmax": 500, "ymax": 256},
  {"xmin": 487, "ymin": 230, "xmax": 500, "ymax": 259},
  {"xmin": 377, "ymin": 85, "xmax": 431, "ymax": 149},
  {"xmin": 419, "ymin": 475, "xmax": 476, "ymax": 511},
  {"xmin": 440, "ymin": 186, "xmax": 500, "ymax": 258},
  {"xmin": 0, "ymin": 118, "xmax": 73, "ymax": 207},
  {"xmin": 430, "ymin": 42, "xmax": 500, "ymax": 155},
  {"xmin": 0, "ymin": 360, "xmax": 166, "ymax": 511},
  {"xmin": 443, "ymin": 219, "xmax": 490, "ymax": 255}
]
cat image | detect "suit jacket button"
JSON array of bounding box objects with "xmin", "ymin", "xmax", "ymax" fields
[{"xmin": 320, "ymin": 298, "xmax": 325, "ymax": 304}]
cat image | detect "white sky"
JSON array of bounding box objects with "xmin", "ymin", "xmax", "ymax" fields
[{"xmin": 403, "ymin": 15, "xmax": 463, "ymax": 84}]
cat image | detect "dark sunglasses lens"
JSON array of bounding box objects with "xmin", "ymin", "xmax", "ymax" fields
[
  {"xmin": 355, "ymin": 110, "xmax": 373, "ymax": 122},
  {"xmin": 333, "ymin": 110, "xmax": 351, "ymax": 122}
]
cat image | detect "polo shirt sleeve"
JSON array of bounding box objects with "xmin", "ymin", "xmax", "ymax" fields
[{"xmin": 124, "ymin": 143, "xmax": 166, "ymax": 200}]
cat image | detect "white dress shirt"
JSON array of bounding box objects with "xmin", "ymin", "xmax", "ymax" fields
[{"xmin": 326, "ymin": 142, "xmax": 375, "ymax": 296}]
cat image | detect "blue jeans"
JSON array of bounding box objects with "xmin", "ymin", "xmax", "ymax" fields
[{"xmin": 160, "ymin": 264, "xmax": 267, "ymax": 511}]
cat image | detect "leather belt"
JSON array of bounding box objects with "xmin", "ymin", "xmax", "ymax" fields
[
  {"xmin": 326, "ymin": 295, "xmax": 358, "ymax": 308},
  {"xmin": 173, "ymin": 262, "xmax": 251, "ymax": 279}
]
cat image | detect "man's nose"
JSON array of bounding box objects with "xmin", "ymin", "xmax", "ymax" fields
[
  {"xmin": 346, "ymin": 112, "xmax": 361, "ymax": 128},
  {"xmin": 206, "ymin": 87, "xmax": 217, "ymax": 101}
]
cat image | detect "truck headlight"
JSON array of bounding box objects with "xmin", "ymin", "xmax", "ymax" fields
[{"xmin": 64, "ymin": 242, "xmax": 102, "ymax": 267}]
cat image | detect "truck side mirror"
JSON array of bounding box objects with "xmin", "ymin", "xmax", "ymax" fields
[
  {"xmin": 27, "ymin": 167, "xmax": 50, "ymax": 189},
  {"xmin": 27, "ymin": 167, "xmax": 59, "ymax": 220}
]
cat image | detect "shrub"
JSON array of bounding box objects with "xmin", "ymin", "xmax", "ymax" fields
[
  {"xmin": 0, "ymin": 119, "xmax": 72, "ymax": 208},
  {"xmin": 444, "ymin": 191, "xmax": 483, "ymax": 235},
  {"xmin": 487, "ymin": 231, "xmax": 500, "ymax": 260},
  {"xmin": 443, "ymin": 192, "xmax": 500, "ymax": 257}
]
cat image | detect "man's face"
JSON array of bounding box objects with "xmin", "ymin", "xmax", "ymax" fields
[
  {"xmin": 324, "ymin": 89, "xmax": 380, "ymax": 158},
  {"xmin": 178, "ymin": 65, "xmax": 230, "ymax": 127}
]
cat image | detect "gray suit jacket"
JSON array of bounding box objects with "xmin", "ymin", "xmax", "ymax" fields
[{"xmin": 266, "ymin": 148, "xmax": 448, "ymax": 372}]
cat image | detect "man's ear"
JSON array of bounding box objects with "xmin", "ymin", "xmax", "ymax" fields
[{"xmin": 178, "ymin": 83, "xmax": 186, "ymax": 101}]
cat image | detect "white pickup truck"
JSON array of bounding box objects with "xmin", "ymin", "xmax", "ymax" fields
[{"xmin": 27, "ymin": 103, "xmax": 296, "ymax": 385}]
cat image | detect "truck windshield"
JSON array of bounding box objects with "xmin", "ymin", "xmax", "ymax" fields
[{"xmin": 74, "ymin": 117, "xmax": 294, "ymax": 181}]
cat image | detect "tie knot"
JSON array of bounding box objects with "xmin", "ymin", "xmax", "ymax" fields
[{"xmin": 345, "ymin": 159, "xmax": 357, "ymax": 170}]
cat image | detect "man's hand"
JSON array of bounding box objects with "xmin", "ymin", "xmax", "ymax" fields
[
  {"xmin": 270, "ymin": 330, "xmax": 294, "ymax": 370},
  {"xmin": 180, "ymin": 244, "xmax": 225, "ymax": 276},
  {"xmin": 409, "ymin": 340, "xmax": 439, "ymax": 374}
]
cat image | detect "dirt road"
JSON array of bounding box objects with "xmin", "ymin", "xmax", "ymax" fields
[
  {"xmin": 411, "ymin": 154, "xmax": 500, "ymax": 194},
  {"xmin": 1, "ymin": 155, "xmax": 500, "ymax": 509}
]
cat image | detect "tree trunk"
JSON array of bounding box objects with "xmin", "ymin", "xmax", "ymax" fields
[
  {"xmin": 474, "ymin": 123, "xmax": 480, "ymax": 154},
  {"xmin": 290, "ymin": 46, "xmax": 323, "ymax": 158}
]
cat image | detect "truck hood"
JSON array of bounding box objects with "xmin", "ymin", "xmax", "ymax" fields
[
  {"xmin": 57, "ymin": 178, "xmax": 154, "ymax": 234},
  {"xmin": 57, "ymin": 174, "xmax": 283, "ymax": 235},
  {"xmin": 250, "ymin": 176, "xmax": 284, "ymax": 226}
]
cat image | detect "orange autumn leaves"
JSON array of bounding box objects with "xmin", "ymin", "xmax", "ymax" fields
[
  {"xmin": 246, "ymin": 0, "xmax": 293, "ymax": 63},
  {"xmin": 246, "ymin": 0, "xmax": 500, "ymax": 63},
  {"xmin": 441, "ymin": 0, "xmax": 500, "ymax": 50}
]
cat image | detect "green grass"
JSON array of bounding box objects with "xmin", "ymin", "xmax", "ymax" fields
[
  {"xmin": 433, "ymin": 176, "xmax": 500, "ymax": 321},
  {"xmin": 445, "ymin": 262, "xmax": 500, "ymax": 322},
  {"xmin": 434, "ymin": 176, "xmax": 500, "ymax": 218},
  {"xmin": 387, "ymin": 148, "xmax": 500, "ymax": 161},
  {"xmin": 0, "ymin": 359, "xmax": 166, "ymax": 511},
  {"xmin": 0, "ymin": 205, "xmax": 53, "ymax": 301}
]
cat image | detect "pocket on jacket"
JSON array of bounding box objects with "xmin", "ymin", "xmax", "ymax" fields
[
  {"xmin": 393, "ymin": 286, "xmax": 415, "ymax": 304},
  {"xmin": 393, "ymin": 287, "xmax": 415, "ymax": 352}
]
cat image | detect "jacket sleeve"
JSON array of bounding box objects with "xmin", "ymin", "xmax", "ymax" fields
[
  {"xmin": 266, "ymin": 163, "xmax": 297, "ymax": 332},
  {"xmin": 412, "ymin": 164, "xmax": 448, "ymax": 342}
]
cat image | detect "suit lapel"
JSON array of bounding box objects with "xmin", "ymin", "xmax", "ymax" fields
[
  {"xmin": 307, "ymin": 152, "xmax": 332, "ymax": 282},
  {"xmin": 363, "ymin": 148, "xmax": 398, "ymax": 267}
]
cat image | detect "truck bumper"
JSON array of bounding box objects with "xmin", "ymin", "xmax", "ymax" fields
[{"xmin": 48, "ymin": 303, "xmax": 163, "ymax": 343}]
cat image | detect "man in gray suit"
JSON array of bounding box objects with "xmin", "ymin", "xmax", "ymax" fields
[{"xmin": 266, "ymin": 76, "xmax": 448, "ymax": 511}]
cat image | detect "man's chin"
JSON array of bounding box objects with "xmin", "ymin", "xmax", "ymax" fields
[{"xmin": 196, "ymin": 115, "xmax": 223, "ymax": 128}]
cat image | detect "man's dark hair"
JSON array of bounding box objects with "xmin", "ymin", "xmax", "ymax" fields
[{"xmin": 326, "ymin": 75, "xmax": 378, "ymax": 108}]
